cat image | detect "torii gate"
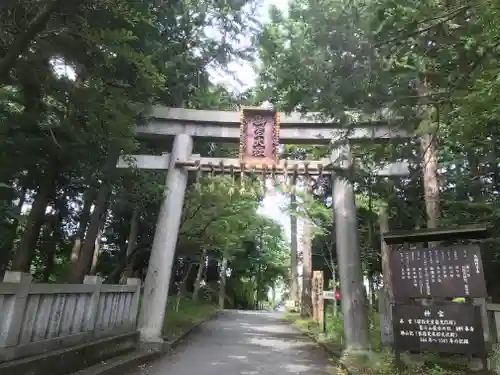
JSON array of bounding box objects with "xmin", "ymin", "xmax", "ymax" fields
[{"xmin": 118, "ymin": 106, "xmax": 412, "ymax": 352}]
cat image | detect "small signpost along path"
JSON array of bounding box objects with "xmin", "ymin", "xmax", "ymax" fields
[
  {"xmin": 312, "ymin": 271, "xmax": 325, "ymax": 329},
  {"xmin": 322, "ymin": 288, "xmax": 340, "ymax": 333},
  {"xmin": 323, "ymin": 291, "xmax": 338, "ymax": 300},
  {"xmin": 383, "ymin": 225, "xmax": 490, "ymax": 372},
  {"xmin": 311, "ymin": 270, "xmax": 341, "ymax": 334}
]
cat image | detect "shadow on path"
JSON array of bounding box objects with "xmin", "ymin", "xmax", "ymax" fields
[{"xmin": 127, "ymin": 310, "xmax": 335, "ymax": 375}]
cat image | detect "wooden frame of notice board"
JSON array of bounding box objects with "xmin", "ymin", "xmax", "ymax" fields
[{"xmin": 383, "ymin": 225, "xmax": 490, "ymax": 373}]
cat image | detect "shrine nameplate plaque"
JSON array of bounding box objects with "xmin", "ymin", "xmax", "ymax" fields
[
  {"xmin": 239, "ymin": 107, "xmax": 280, "ymax": 167},
  {"xmin": 392, "ymin": 303, "xmax": 485, "ymax": 355},
  {"xmin": 390, "ymin": 244, "xmax": 487, "ymax": 299}
]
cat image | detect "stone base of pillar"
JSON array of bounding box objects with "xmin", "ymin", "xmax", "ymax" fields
[
  {"xmin": 339, "ymin": 348, "xmax": 373, "ymax": 370},
  {"xmin": 138, "ymin": 341, "xmax": 169, "ymax": 352},
  {"xmin": 139, "ymin": 329, "xmax": 167, "ymax": 351}
]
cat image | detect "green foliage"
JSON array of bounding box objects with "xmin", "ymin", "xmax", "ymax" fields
[
  {"xmin": 225, "ymin": 209, "xmax": 290, "ymax": 307},
  {"xmin": 0, "ymin": 0, "xmax": 291, "ymax": 301},
  {"xmin": 180, "ymin": 176, "xmax": 260, "ymax": 255},
  {"xmin": 256, "ymin": 0, "xmax": 500, "ymax": 295},
  {"xmin": 163, "ymin": 294, "xmax": 219, "ymax": 340},
  {"xmin": 287, "ymin": 189, "xmax": 332, "ymax": 234}
]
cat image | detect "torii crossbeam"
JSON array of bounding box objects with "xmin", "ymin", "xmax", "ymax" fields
[
  {"xmin": 117, "ymin": 154, "xmax": 410, "ymax": 176},
  {"xmin": 136, "ymin": 106, "xmax": 411, "ymax": 144}
]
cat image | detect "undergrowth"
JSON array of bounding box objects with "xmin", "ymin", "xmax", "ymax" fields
[
  {"xmin": 334, "ymin": 349, "xmax": 467, "ymax": 375},
  {"xmin": 284, "ymin": 309, "xmax": 469, "ymax": 375},
  {"xmin": 163, "ymin": 295, "xmax": 219, "ymax": 340}
]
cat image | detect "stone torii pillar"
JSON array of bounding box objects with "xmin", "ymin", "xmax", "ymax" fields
[
  {"xmin": 331, "ymin": 143, "xmax": 370, "ymax": 353},
  {"xmin": 330, "ymin": 141, "xmax": 411, "ymax": 356},
  {"xmin": 137, "ymin": 133, "xmax": 193, "ymax": 345}
]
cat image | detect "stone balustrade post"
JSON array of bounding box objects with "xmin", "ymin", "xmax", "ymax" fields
[
  {"xmin": 83, "ymin": 275, "xmax": 103, "ymax": 336},
  {"xmin": 0, "ymin": 271, "xmax": 32, "ymax": 348},
  {"xmin": 126, "ymin": 278, "xmax": 141, "ymax": 329}
]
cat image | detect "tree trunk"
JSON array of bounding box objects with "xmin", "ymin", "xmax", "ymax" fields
[
  {"xmin": 379, "ymin": 202, "xmax": 394, "ymax": 347},
  {"xmin": 193, "ymin": 249, "xmax": 207, "ymax": 301},
  {"xmin": 455, "ymin": 157, "xmax": 468, "ymax": 201},
  {"xmin": 418, "ymin": 78, "xmax": 441, "ymax": 245},
  {"xmin": 121, "ymin": 207, "xmax": 140, "ymax": 282},
  {"xmin": 89, "ymin": 227, "xmax": 103, "ymax": 275},
  {"xmin": 467, "ymin": 152, "xmax": 483, "ymax": 199},
  {"xmin": 301, "ymin": 216, "xmax": 313, "ymax": 317},
  {"xmin": 371, "ymin": 275, "xmax": 377, "ymax": 307},
  {"xmin": 380, "ymin": 204, "xmax": 392, "ymax": 298},
  {"xmin": 42, "ymin": 210, "xmax": 62, "ymax": 282},
  {"xmin": 219, "ymin": 256, "xmax": 228, "ymax": 309},
  {"xmin": 491, "ymin": 130, "xmax": 500, "ymax": 195},
  {"xmin": 290, "ymin": 190, "xmax": 300, "ymax": 305},
  {"xmin": 107, "ymin": 246, "xmax": 139, "ymax": 284},
  {"xmin": 0, "ymin": 186, "xmax": 27, "ymax": 274},
  {"xmin": 175, "ymin": 263, "xmax": 194, "ymax": 312},
  {"xmin": 42, "ymin": 243, "xmax": 56, "ymax": 282},
  {"xmin": 68, "ymin": 182, "xmax": 110, "ymax": 283},
  {"xmin": 332, "ymin": 263, "xmax": 338, "ymax": 317},
  {"xmin": 367, "ymin": 274, "xmax": 374, "ymax": 308},
  {"xmin": 255, "ymin": 266, "xmax": 260, "ymax": 310},
  {"xmin": 421, "ymin": 131, "xmax": 441, "ymax": 232},
  {"xmin": 68, "ymin": 150, "xmax": 118, "ymax": 283},
  {"xmin": 11, "ymin": 168, "xmax": 57, "ymax": 272},
  {"xmin": 39, "ymin": 217, "xmax": 53, "ymax": 282},
  {"xmin": 69, "ymin": 188, "xmax": 94, "ymax": 267}
]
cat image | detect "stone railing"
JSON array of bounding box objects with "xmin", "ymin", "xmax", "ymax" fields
[{"xmin": 0, "ymin": 271, "xmax": 141, "ymax": 362}]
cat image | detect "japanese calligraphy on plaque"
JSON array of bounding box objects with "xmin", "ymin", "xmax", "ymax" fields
[
  {"xmin": 239, "ymin": 107, "xmax": 280, "ymax": 167},
  {"xmin": 390, "ymin": 244, "xmax": 486, "ymax": 299},
  {"xmin": 312, "ymin": 271, "xmax": 324, "ymax": 326},
  {"xmin": 392, "ymin": 303, "xmax": 485, "ymax": 355}
]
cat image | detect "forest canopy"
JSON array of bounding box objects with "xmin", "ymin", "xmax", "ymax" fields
[
  {"xmin": 0, "ymin": 0, "xmax": 288, "ymax": 309},
  {"xmin": 3, "ymin": 0, "xmax": 500, "ymax": 312},
  {"xmin": 256, "ymin": 0, "xmax": 500, "ymax": 298}
]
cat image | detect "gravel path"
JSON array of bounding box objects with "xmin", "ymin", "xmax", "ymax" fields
[{"xmin": 127, "ymin": 310, "xmax": 335, "ymax": 375}]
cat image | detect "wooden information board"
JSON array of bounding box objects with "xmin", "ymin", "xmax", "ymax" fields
[{"xmin": 390, "ymin": 245, "xmax": 486, "ymax": 299}]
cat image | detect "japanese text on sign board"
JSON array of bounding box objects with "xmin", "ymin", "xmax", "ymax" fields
[
  {"xmin": 390, "ymin": 244, "xmax": 486, "ymax": 299},
  {"xmin": 312, "ymin": 271, "xmax": 324, "ymax": 326},
  {"xmin": 392, "ymin": 303, "xmax": 485, "ymax": 355}
]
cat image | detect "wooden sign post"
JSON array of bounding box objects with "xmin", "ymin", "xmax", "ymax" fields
[
  {"xmin": 322, "ymin": 289, "xmax": 339, "ymax": 333},
  {"xmin": 312, "ymin": 271, "xmax": 324, "ymax": 328}
]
